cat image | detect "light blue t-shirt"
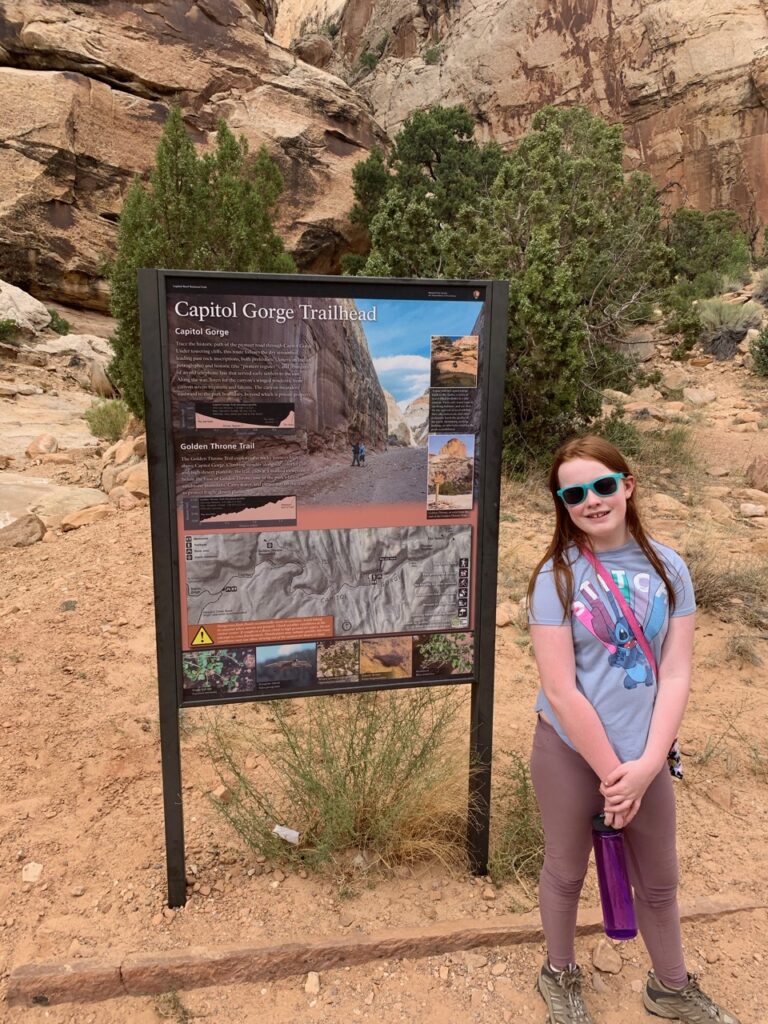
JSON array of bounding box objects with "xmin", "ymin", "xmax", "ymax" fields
[{"xmin": 528, "ymin": 539, "xmax": 695, "ymax": 761}]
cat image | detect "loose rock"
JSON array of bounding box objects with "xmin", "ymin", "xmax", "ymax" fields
[
  {"xmin": 305, "ymin": 971, "xmax": 321, "ymax": 995},
  {"xmin": 0, "ymin": 513, "xmax": 46, "ymax": 549},
  {"xmin": 592, "ymin": 937, "xmax": 623, "ymax": 974}
]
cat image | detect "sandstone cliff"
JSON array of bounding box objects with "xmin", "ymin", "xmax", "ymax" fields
[
  {"xmin": 0, "ymin": 0, "xmax": 385, "ymax": 308},
  {"xmin": 279, "ymin": 0, "xmax": 768, "ymax": 240},
  {"xmin": 383, "ymin": 389, "xmax": 415, "ymax": 446},
  {"xmin": 403, "ymin": 391, "xmax": 429, "ymax": 445}
]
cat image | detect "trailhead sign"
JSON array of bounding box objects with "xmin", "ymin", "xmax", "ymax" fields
[{"xmin": 140, "ymin": 271, "xmax": 508, "ymax": 903}]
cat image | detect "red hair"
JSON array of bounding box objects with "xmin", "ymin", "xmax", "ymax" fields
[{"xmin": 526, "ymin": 435, "xmax": 677, "ymax": 618}]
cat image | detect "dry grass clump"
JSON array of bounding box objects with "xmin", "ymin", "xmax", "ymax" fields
[
  {"xmin": 631, "ymin": 425, "xmax": 705, "ymax": 505},
  {"xmin": 489, "ymin": 751, "xmax": 544, "ymax": 896},
  {"xmin": 206, "ymin": 689, "xmax": 470, "ymax": 871},
  {"xmin": 698, "ymin": 298, "xmax": 763, "ymax": 359},
  {"xmin": 682, "ymin": 536, "xmax": 768, "ymax": 628}
]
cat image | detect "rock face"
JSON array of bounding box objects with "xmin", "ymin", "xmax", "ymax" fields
[
  {"xmin": 0, "ymin": 1, "xmax": 385, "ymax": 307},
  {"xmin": 428, "ymin": 437, "xmax": 473, "ymax": 495},
  {"xmin": 293, "ymin": 298, "xmax": 388, "ymax": 452},
  {"xmin": 276, "ymin": 0, "xmax": 768, "ymax": 239},
  {"xmin": 383, "ymin": 390, "xmax": 414, "ymax": 446},
  {"xmin": 403, "ymin": 391, "xmax": 429, "ymax": 445}
]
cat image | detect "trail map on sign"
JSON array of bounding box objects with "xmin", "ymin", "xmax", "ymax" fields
[{"xmin": 185, "ymin": 526, "xmax": 471, "ymax": 635}]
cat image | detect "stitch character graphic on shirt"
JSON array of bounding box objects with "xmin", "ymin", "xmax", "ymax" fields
[{"xmin": 571, "ymin": 571, "xmax": 667, "ymax": 689}]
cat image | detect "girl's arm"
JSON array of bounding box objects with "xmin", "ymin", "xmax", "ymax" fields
[
  {"xmin": 530, "ymin": 623, "xmax": 622, "ymax": 782},
  {"xmin": 601, "ymin": 612, "xmax": 695, "ymax": 804}
]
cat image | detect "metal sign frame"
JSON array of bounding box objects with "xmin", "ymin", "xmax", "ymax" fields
[{"xmin": 139, "ymin": 270, "xmax": 508, "ymax": 906}]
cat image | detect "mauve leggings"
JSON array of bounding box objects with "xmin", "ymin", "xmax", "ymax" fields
[{"xmin": 530, "ymin": 717, "xmax": 688, "ymax": 988}]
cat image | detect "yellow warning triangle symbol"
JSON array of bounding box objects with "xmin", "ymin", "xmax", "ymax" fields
[{"xmin": 191, "ymin": 626, "xmax": 214, "ymax": 647}]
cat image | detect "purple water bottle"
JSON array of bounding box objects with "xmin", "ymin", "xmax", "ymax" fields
[{"xmin": 592, "ymin": 813, "xmax": 637, "ymax": 940}]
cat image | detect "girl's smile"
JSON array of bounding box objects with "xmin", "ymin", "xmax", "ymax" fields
[{"xmin": 557, "ymin": 457, "xmax": 635, "ymax": 550}]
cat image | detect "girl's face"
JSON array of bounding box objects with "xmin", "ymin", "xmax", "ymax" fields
[{"xmin": 556, "ymin": 457, "xmax": 635, "ymax": 551}]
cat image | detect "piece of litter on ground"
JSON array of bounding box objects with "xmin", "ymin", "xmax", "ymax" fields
[{"xmin": 272, "ymin": 824, "xmax": 300, "ymax": 845}]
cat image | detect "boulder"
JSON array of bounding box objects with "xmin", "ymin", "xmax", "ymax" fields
[
  {"xmin": 733, "ymin": 411, "xmax": 761, "ymax": 424},
  {"xmin": 660, "ymin": 368, "xmax": 689, "ymax": 391},
  {"xmin": 121, "ymin": 463, "xmax": 150, "ymax": 499},
  {"xmin": 61, "ymin": 504, "xmax": 115, "ymax": 530},
  {"xmin": 34, "ymin": 335, "xmax": 113, "ymax": 364},
  {"xmin": 746, "ymin": 456, "xmax": 768, "ymax": 492},
  {"xmin": 89, "ymin": 360, "xmax": 116, "ymax": 398},
  {"xmin": 25, "ymin": 433, "xmax": 58, "ymax": 457},
  {"xmin": 0, "ymin": 513, "xmax": 46, "ymax": 549},
  {"xmin": 740, "ymin": 503, "xmax": 767, "ymax": 518},
  {"xmin": 293, "ymin": 34, "xmax": 334, "ymax": 68},
  {"xmin": 683, "ymin": 388, "xmax": 717, "ymax": 406},
  {"xmin": 0, "ymin": 279, "xmax": 51, "ymax": 339},
  {"xmin": 731, "ymin": 422, "xmax": 759, "ymax": 433},
  {"xmin": 651, "ymin": 492, "xmax": 688, "ymax": 515}
]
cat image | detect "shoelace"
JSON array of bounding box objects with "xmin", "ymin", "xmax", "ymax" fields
[
  {"xmin": 679, "ymin": 975, "xmax": 723, "ymax": 1020},
  {"xmin": 553, "ymin": 967, "xmax": 593, "ymax": 1023}
]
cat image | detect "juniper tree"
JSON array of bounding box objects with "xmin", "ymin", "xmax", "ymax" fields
[
  {"xmin": 108, "ymin": 107, "xmax": 294, "ymax": 416},
  {"xmin": 343, "ymin": 105, "xmax": 504, "ymax": 277}
]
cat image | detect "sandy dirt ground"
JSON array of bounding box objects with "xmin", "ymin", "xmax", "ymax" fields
[{"xmin": 1, "ymin": 355, "xmax": 768, "ymax": 1024}]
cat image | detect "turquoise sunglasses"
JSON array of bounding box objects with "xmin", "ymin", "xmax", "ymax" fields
[{"xmin": 556, "ymin": 472, "xmax": 626, "ymax": 507}]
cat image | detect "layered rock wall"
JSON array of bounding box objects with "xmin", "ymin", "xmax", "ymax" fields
[
  {"xmin": 0, "ymin": 0, "xmax": 385, "ymax": 307},
  {"xmin": 279, "ymin": 0, "xmax": 768, "ymax": 240}
]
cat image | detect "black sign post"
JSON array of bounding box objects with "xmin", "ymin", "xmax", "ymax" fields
[{"xmin": 139, "ymin": 271, "xmax": 508, "ymax": 906}]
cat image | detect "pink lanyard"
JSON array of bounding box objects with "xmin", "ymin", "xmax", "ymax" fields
[{"xmin": 580, "ymin": 546, "xmax": 658, "ymax": 681}]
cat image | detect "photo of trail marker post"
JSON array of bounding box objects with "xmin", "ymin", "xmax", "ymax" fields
[{"xmin": 427, "ymin": 434, "xmax": 476, "ymax": 514}]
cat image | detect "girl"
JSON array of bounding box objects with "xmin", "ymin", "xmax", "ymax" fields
[{"xmin": 527, "ymin": 436, "xmax": 740, "ymax": 1024}]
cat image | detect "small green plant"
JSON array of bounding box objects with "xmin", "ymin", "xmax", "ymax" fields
[
  {"xmin": 46, "ymin": 308, "xmax": 71, "ymax": 335},
  {"xmin": 424, "ymin": 46, "xmax": 440, "ymax": 65},
  {"xmin": 0, "ymin": 318, "xmax": 18, "ymax": 342},
  {"xmin": 663, "ymin": 302, "xmax": 702, "ymax": 356},
  {"xmin": 359, "ymin": 50, "xmax": 378, "ymax": 71},
  {"xmin": 416, "ymin": 633, "xmax": 473, "ymax": 674},
  {"xmin": 749, "ymin": 326, "xmax": 768, "ymax": 376},
  {"xmin": 84, "ymin": 398, "xmax": 131, "ymax": 442},
  {"xmin": 154, "ymin": 991, "xmax": 192, "ymax": 1024},
  {"xmin": 596, "ymin": 407, "xmax": 643, "ymax": 459},
  {"xmin": 207, "ymin": 689, "xmax": 469, "ymax": 869},
  {"xmin": 321, "ymin": 15, "xmax": 340, "ymax": 38},
  {"xmin": 489, "ymin": 752, "xmax": 544, "ymax": 896}
]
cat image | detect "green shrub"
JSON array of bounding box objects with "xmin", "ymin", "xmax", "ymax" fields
[
  {"xmin": 424, "ymin": 46, "xmax": 440, "ymax": 64},
  {"xmin": 663, "ymin": 301, "xmax": 702, "ymax": 353},
  {"xmin": 667, "ymin": 208, "xmax": 751, "ymax": 295},
  {"xmin": 489, "ymin": 752, "xmax": 544, "ymax": 893},
  {"xmin": 84, "ymin": 399, "xmax": 131, "ymax": 442},
  {"xmin": 108, "ymin": 108, "xmax": 294, "ymax": 418},
  {"xmin": 750, "ymin": 327, "xmax": 768, "ymax": 376},
  {"xmin": 46, "ymin": 308, "xmax": 71, "ymax": 335},
  {"xmin": 0, "ymin": 318, "xmax": 18, "ymax": 342},
  {"xmin": 596, "ymin": 407, "xmax": 643, "ymax": 458},
  {"xmin": 207, "ymin": 689, "xmax": 469, "ymax": 869},
  {"xmin": 359, "ymin": 50, "xmax": 378, "ymax": 71}
]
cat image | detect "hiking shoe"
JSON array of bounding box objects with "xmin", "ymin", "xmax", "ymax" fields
[
  {"xmin": 536, "ymin": 962, "xmax": 595, "ymax": 1023},
  {"xmin": 643, "ymin": 970, "xmax": 741, "ymax": 1022}
]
